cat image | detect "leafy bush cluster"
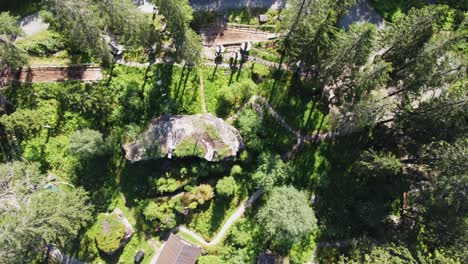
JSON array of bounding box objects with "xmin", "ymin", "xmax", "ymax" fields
[
  {"xmin": 183, "ymin": 184, "xmax": 215, "ymax": 210},
  {"xmin": 17, "ymin": 30, "xmax": 65, "ymax": 57}
]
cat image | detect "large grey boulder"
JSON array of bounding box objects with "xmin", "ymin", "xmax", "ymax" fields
[{"xmin": 124, "ymin": 114, "xmax": 244, "ymax": 162}]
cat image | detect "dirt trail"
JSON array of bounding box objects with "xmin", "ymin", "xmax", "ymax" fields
[{"xmin": 177, "ymin": 189, "xmax": 263, "ymax": 246}]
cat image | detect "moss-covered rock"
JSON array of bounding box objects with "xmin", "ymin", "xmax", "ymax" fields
[
  {"xmin": 94, "ymin": 208, "xmax": 134, "ymax": 255},
  {"xmin": 124, "ymin": 114, "xmax": 244, "ymax": 162}
]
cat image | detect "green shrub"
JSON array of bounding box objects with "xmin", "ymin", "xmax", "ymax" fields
[
  {"xmin": 122, "ymin": 47, "xmax": 149, "ymax": 63},
  {"xmin": 69, "ymin": 129, "xmax": 106, "ymax": 159},
  {"xmin": 174, "ymin": 137, "xmax": 206, "ymax": 158},
  {"xmin": 143, "ymin": 201, "xmax": 177, "ymax": 229},
  {"xmin": 230, "ymin": 165, "xmax": 243, "ymax": 176},
  {"xmin": 236, "ymin": 108, "xmax": 262, "ymax": 150},
  {"xmin": 216, "ymin": 176, "xmax": 238, "ymax": 197},
  {"xmin": 153, "ymin": 177, "xmax": 181, "ymax": 194},
  {"xmin": 197, "ymin": 255, "xmax": 227, "ymax": 264},
  {"xmin": 204, "ymin": 123, "xmax": 222, "ymax": 142},
  {"xmin": 95, "ymin": 214, "xmax": 126, "ymax": 253},
  {"xmin": 216, "ymin": 79, "xmax": 258, "ymax": 118},
  {"xmin": 183, "ymin": 184, "xmax": 214, "ymax": 208},
  {"xmin": 216, "ymin": 146, "xmax": 233, "ymax": 160},
  {"xmin": 16, "ymin": 30, "xmax": 65, "ymax": 57}
]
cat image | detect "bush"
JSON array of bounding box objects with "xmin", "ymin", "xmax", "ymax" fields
[
  {"xmin": 143, "ymin": 201, "xmax": 177, "ymax": 229},
  {"xmin": 197, "ymin": 255, "xmax": 227, "ymax": 264},
  {"xmin": 183, "ymin": 184, "xmax": 214, "ymax": 208},
  {"xmin": 236, "ymin": 109, "xmax": 262, "ymax": 150},
  {"xmin": 17, "ymin": 30, "xmax": 65, "ymax": 57},
  {"xmin": 230, "ymin": 165, "xmax": 243, "ymax": 176},
  {"xmin": 216, "ymin": 176, "xmax": 238, "ymax": 197},
  {"xmin": 94, "ymin": 214, "xmax": 126, "ymax": 253},
  {"xmin": 153, "ymin": 177, "xmax": 181, "ymax": 194},
  {"xmin": 69, "ymin": 129, "xmax": 106, "ymax": 159}
]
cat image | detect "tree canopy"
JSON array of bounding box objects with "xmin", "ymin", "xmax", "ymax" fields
[
  {"xmin": 0, "ymin": 161, "xmax": 92, "ymax": 263},
  {"xmin": 257, "ymin": 186, "xmax": 317, "ymax": 250}
]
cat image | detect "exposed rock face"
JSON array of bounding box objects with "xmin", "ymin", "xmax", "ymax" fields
[{"xmin": 124, "ymin": 114, "xmax": 244, "ymax": 162}]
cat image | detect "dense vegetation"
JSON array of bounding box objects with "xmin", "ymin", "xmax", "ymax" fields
[{"xmin": 0, "ymin": 0, "xmax": 466, "ymax": 263}]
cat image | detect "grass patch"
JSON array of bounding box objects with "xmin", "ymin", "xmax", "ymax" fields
[{"xmin": 175, "ymin": 137, "xmax": 206, "ymax": 158}]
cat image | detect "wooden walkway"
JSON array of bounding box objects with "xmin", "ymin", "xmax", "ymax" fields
[{"xmin": 2, "ymin": 66, "xmax": 103, "ymax": 84}]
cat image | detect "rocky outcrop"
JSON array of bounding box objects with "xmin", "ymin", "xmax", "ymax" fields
[{"xmin": 124, "ymin": 114, "xmax": 244, "ymax": 162}]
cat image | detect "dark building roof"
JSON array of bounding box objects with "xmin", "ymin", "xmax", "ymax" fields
[{"xmin": 155, "ymin": 233, "xmax": 202, "ymax": 264}]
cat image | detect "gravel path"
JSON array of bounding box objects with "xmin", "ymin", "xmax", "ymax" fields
[{"xmin": 177, "ymin": 189, "xmax": 263, "ymax": 246}]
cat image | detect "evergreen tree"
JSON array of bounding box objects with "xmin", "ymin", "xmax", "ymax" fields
[
  {"xmin": 0, "ymin": 161, "xmax": 92, "ymax": 263},
  {"xmin": 153, "ymin": 0, "xmax": 201, "ymax": 63},
  {"xmin": 252, "ymin": 152, "xmax": 290, "ymax": 191},
  {"xmin": 257, "ymin": 186, "xmax": 317, "ymax": 251},
  {"xmin": 0, "ymin": 12, "xmax": 27, "ymax": 76},
  {"xmin": 69, "ymin": 129, "xmax": 106, "ymax": 159}
]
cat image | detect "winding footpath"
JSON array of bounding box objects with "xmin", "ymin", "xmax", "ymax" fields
[
  {"xmin": 228, "ymin": 95, "xmax": 339, "ymax": 159},
  {"xmin": 177, "ymin": 189, "xmax": 263, "ymax": 246}
]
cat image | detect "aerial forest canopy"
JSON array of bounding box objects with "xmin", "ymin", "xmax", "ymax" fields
[{"xmin": 0, "ymin": 0, "xmax": 466, "ymax": 263}]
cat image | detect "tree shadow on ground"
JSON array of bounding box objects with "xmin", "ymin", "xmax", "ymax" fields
[
  {"xmin": 145, "ymin": 64, "xmax": 175, "ymax": 117},
  {"xmin": 75, "ymin": 154, "xmax": 116, "ymax": 211},
  {"xmin": 311, "ymin": 132, "xmax": 374, "ymax": 240},
  {"xmin": 208, "ymin": 196, "xmax": 230, "ymax": 234}
]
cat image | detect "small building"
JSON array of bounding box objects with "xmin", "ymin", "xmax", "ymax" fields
[
  {"xmin": 259, "ymin": 14, "xmax": 269, "ymax": 24},
  {"xmin": 155, "ymin": 233, "xmax": 202, "ymax": 264}
]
